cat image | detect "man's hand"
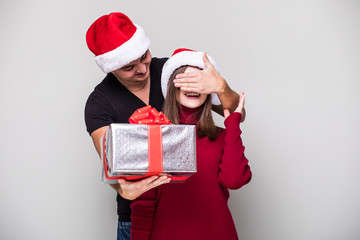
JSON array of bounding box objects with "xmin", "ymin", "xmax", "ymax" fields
[
  {"xmin": 224, "ymin": 92, "xmax": 245, "ymax": 120},
  {"xmin": 173, "ymin": 53, "xmax": 226, "ymax": 94},
  {"xmin": 173, "ymin": 53, "xmax": 244, "ymax": 119},
  {"xmin": 116, "ymin": 175, "xmax": 171, "ymax": 200}
]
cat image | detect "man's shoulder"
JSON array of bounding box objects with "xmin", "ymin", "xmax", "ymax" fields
[
  {"xmin": 90, "ymin": 73, "xmax": 120, "ymax": 94},
  {"xmin": 151, "ymin": 57, "xmax": 168, "ymax": 68},
  {"xmin": 150, "ymin": 57, "xmax": 169, "ymax": 82},
  {"xmin": 86, "ymin": 73, "xmax": 121, "ymax": 105},
  {"xmin": 152, "ymin": 56, "xmax": 169, "ymax": 62}
]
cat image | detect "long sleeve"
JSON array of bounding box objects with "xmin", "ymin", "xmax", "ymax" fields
[
  {"xmin": 218, "ymin": 112, "xmax": 252, "ymax": 190},
  {"xmin": 130, "ymin": 188, "xmax": 157, "ymax": 240}
]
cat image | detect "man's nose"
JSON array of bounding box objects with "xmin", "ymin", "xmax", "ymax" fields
[{"xmin": 136, "ymin": 63, "xmax": 147, "ymax": 74}]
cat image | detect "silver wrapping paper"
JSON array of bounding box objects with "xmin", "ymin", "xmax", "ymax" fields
[{"xmin": 102, "ymin": 123, "xmax": 197, "ymax": 181}]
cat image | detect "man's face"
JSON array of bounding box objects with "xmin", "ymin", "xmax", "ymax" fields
[{"xmin": 112, "ymin": 50, "xmax": 152, "ymax": 83}]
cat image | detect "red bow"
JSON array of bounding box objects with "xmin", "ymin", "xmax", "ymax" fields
[{"xmin": 128, "ymin": 105, "xmax": 171, "ymax": 125}]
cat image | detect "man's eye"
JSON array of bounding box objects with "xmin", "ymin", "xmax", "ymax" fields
[
  {"xmin": 122, "ymin": 65, "xmax": 134, "ymax": 71},
  {"xmin": 141, "ymin": 53, "xmax": 147, "ymax": 60}
]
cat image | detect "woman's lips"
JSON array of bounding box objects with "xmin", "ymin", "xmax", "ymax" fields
[{"xmin": 185, "ymin": 92, "xmax": 200, "ymax": 98}]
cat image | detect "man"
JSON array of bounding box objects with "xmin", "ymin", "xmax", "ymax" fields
[{"xmin": 85, "ymin": 12, "xmax": 243, "ymax": 240}]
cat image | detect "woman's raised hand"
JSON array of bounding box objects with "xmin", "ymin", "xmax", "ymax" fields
[{"xmin": 224, "ymin": 92, "xmax": 245, "ymax": 120}]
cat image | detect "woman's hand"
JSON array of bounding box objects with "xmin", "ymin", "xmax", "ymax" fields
[
  {"xmin": 116, "ymin": 175, "xmax": 171, "ymax": 200},
  {"xmin": 224, "ymin": 92, "xmax": 245, "ymax": 120}
]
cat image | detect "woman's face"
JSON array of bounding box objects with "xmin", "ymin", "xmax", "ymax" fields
[{"xmin": 176, "ymin": 66, "xmax": 208, "ymax": 108}]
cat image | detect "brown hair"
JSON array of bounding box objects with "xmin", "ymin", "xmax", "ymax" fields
[{"xmin": 163, "ymin": 66, "xmax": 218, "ymax": 141}]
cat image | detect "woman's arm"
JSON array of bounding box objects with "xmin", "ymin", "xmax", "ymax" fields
[
  {"xmin": 130, "ymin": 187, "xmax": 158, "ymax": 240},
  {"xmin": 218, "ymin": 92, "xmax": 252, "ymax": 189}
]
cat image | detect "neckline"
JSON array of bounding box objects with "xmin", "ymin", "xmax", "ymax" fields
[
  {"xmin": 111, "ymin": 64, "xmax": 153, "ymax": 108},
  {"xmin": 179, "ymin": 105, "xmax": 202, "ymax": 124}
]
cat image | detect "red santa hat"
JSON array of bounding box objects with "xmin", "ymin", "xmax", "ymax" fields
[
  {"xmin": 161, "ymin": 48, "xmax": 221, "ymax": 105},
  {"xmin": 86, "ymin": 12, "xmax": 151, "ymax": 73}
]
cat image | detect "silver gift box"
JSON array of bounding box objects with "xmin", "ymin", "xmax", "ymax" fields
[{"xmin": 101, "ymin": 123, "xmax": 197, "ymax": 182}]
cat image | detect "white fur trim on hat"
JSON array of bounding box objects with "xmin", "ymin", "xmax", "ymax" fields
[
  {"xmin": 161, "ymin": 50, "xmax": 221, "ymax": 105},
  {"xmin": 94, "ymin": 24, "xmax": 151, "ymax": 73}
]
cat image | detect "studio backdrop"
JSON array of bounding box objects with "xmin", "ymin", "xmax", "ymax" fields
[{"xmin": 0, "ymin": 0, "xmax": 359, "ymax": 239}]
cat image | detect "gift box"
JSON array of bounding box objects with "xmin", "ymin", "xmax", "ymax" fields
[{"xmin": 101, "ymin": 106, "xmax": 197, "ymax": 183}]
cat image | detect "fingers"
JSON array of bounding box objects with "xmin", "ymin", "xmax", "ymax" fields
[
  {"xmin": 223, "ymin": 109, "xmax": 230, "ymax": 120},
  {"xmin": 178, "ymin": 87, "xmax": 201, "ymax": 93},
  {"xmin": 174, "ymin": 81, "xmax": 201, "ymax": 91},
  {"xmin": 239, "ymin": 92, "xmax": 245, "ymax": 107},
  {"xmin": 202, "ymin": 52, "xmax": 213, "ymax": 69},
  {"xmin": 136, "ymin": 175, "xmax": 170, "ymax": 195},
  {"xmin": 174, "ymin": 72, "xmax": 199, "ymax": 88},
  {"xmin": 117, "ymin": 178, "xmax": 126, "ymax": 184},
  {"xmin": 117, "ymin": 175, "xmax": 169, "ymax": 187},
  {"xmin": 235, "ymin": 92, "xmax": 245, "ymax": 113},
  {"xmin": 173, "ymin": 79, "xmax": 205, "ymax": 93},
  {"xmin": 118, "ymin": 175, "xmax": 170, "ymax": 186},
  {"xmin": 118, "ymin": 175, "xmax": 171, "ymax": 200},
  {"xmin": 174, "ymin": 81, "xmax": 198, "ymax": 88},
  {"xmin": 137, "ymin": 175, "xmax": 171, "ymax": 188},
  {"xmin": 142, "ymin": 175, "xmax": 161, "ymax": 185},
  {"xmin": 175, "ymin": 72, "xmax": 198, "ymax": 80},
  {"xmin": 147, "ymin": 175, "xmax": 171, "ymax": 189},
  {"xmin": 178, "ymin": 85, "xmax": 213, "ymax": 95}
]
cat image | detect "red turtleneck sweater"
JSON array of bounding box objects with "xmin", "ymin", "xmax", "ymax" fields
[{"xmin": 131, "ymin": 106, "xmax": 252, "ymax": 240}]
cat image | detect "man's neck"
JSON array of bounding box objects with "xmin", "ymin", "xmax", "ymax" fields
[
  {"xmin": 113, "ymin": 73, "xmax": 151, "ymax": 104},
  {"xmin": 117, "ymin": 76, "xmax": 149, "ymax": 92}
]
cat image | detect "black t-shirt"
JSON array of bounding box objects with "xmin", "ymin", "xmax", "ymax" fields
[{"xmin": 84, "ymin": 57, "xmax": 168, "ymax": 222}]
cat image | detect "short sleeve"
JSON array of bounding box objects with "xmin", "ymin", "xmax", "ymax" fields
[{"xmin": 84, "ymin": 90, "xmax": 114, "ymax": 135}]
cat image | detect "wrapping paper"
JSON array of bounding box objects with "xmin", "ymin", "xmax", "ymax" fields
[{"xmin": 101, "ymin": 106, "xmax": 197, "ymax": 183}]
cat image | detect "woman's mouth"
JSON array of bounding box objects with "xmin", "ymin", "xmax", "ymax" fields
[{"xmin": 185, "ymin": 92, "xmax": 200, "ymax": 98}]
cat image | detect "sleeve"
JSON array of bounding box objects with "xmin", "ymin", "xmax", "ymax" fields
[
  {"xmin": 130, "ymin": 188, "xmax": 157, "ymax": 240},
  {"xmin": 218, "ymin": 112, "xmax": 252, "ymax": 190},
  {"xmin": 84, "ymin": 91, "xmax": 114, "ymax": 135}
]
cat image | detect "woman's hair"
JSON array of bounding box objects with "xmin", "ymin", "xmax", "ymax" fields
[{"xmin": 163, "ymin": 66, "xmax": 218, "ymax": 141}]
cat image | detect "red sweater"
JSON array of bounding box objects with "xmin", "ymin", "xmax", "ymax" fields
[{"xmin": 131, "ymin": 107, "xmax": 252, "ymax": 240}]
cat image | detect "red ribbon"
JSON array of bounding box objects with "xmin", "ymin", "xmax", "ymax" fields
[
  {"xmin": 103, "ymin": 105, "xmax": 189, "ymax": 181},
  {"xmin": 129, "ymin": 105, "xmax": 170, "ymax": 179},
  {"xmin": 128, "ymin": 105, "xmax": 171, "ymax": 125}
]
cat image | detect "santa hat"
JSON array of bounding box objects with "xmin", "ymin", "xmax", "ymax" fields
[
  {"xmin": 161, "ymin": 48, "xmax": 221, "ymax": 105},
  {"xmin": 86, "ymin": 12, "xmax": 151, "ymax": 73}
]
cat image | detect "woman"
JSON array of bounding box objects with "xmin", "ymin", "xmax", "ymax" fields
[{"xmin": 131, "ymin": 48, "xmax": 252, "ymax": 240}]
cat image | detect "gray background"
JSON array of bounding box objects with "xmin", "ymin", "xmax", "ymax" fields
[{"xmin": 1, "ymin": 0, "xmax": 359, "ymax": 239}]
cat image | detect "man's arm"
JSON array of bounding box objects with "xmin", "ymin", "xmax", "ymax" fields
[
  {"xmin": 173, "ymin": 53, "xmax": 246, "ymax": 122},
  {"xmin": 90, "ymin": 126, "xmax": 120, "ymax": 192},
  {"xmin": 91, "ymin": 126, "xmax": 109, "ymax": 156},
  {"xmin": 91, "ymin": 126, "xmax": 171, "ymax": 200},
  {"xmin": 211, "ymin": 79, "xmax": 246, "ymax": 122}
]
